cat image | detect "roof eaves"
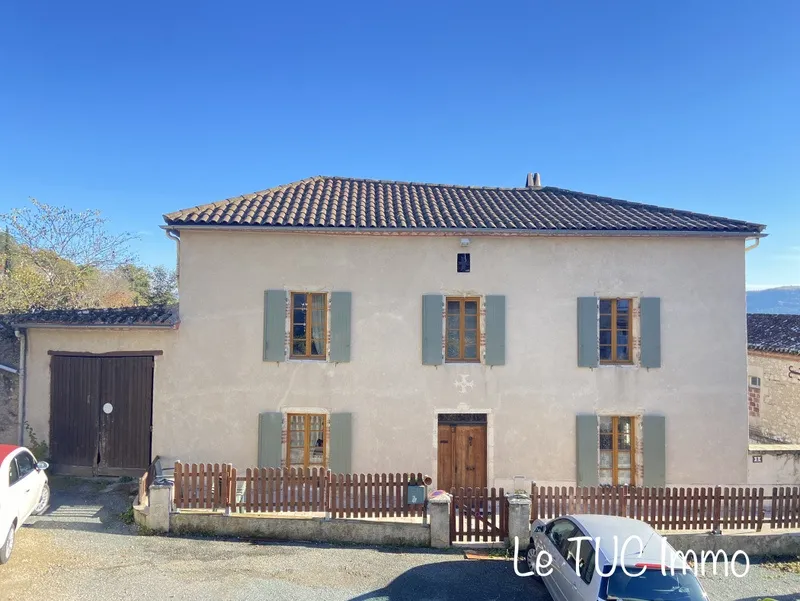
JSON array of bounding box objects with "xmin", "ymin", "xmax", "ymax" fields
[{"xmin": 159, "ymin": 224, "xmax": 766, "ymax": 237}]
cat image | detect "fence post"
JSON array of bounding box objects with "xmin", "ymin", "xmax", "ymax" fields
[
  {"xmin": 712, "ymin": 486, "xmax": 722, "ymax": 532},
  {"xmin": 507, "ymin": 491, "xmax": 532, "ymax": 551},
  {"xmin": 147, "ymin": 483, "xmax": 172, "ymax": 533},
  {"xmin": 325, "ymin": 470, "xmax": 333, "ymax": 519},
  {"xmin": 429, "ymin": 492, "xmax": 451, "ymax": 548}
]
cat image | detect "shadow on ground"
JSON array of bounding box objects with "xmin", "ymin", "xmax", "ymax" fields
[
  {"xmin": 22, "ymin": 475, "xmax": 138, "ymax": 534},
  {"xmin": 349, "ymin": 559, "xmax": 543, "ymax": 601}
]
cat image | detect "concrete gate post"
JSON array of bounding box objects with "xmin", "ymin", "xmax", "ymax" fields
[
  {"xmin": 428, "ymin": 493, "xmax": 452, "ymax": 549},
  {"xmin": 507, "ymin": 493, "xmax": 532, "ymax": 550},
  {"xmin": 147, "ymin": 484, "xmax": 172, "ymax": 533}
]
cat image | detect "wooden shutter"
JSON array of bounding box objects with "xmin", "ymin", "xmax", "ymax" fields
[
  {"xmin": 577, "ymin": 297, "xmax": 599, "ymax": 367},
  {"xmin": 640, "ymin": 297, "xmax": 662, "ymax": 368},
  {"xmin": 263, "ymin": 290, "xmax": 287, "ymax": 362},
  {"xmin": 258, "ymin": 412, "xmax": 283, "ymax": 468},
  {"xmin": 330, "ymin": 291, "xmax": 352, "ymax": 363},
  {"xmin": 422, "ymin": 294, "xmax": 443, "ymax": 365},
  {"xmin": 484, "ymin": 295, "xmax": 506, "ymax": 366},
  {"xmin": 329, "ymin": 413, "xmax": 352, "ymax": 474},
  {"xmin": 642, "ymin": 414, "xmax": 666, "ymax": 486},
  {"xmin": 576, "ymin": 414, "xmax": 599, "ymax": 487}
]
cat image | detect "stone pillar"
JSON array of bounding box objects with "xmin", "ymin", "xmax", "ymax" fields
[
  {"xmin": 147, "ymin": 484, "xmax": 172, "ymax": 533},
  {"xmin": 428, "ymin": 493, "xmax": 452, "ymax": 549},
  {"xmin": 507, "ymin": 493, "xmax": 532, "ymax": 551}
]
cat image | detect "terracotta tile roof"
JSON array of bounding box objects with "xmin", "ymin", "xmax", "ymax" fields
[
  {"xmin": 747, "ymin": 313, "xmax": 800, "ymax": 356},
  {"xmin": 163, "ymin": 175, "xmax": 764, "ymax": 235},
  {"xmin": 9, "ymin": 305, "xmax": 179, "ymax": 328}
]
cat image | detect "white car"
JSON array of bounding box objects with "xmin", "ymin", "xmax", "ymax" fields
[
  {"xmin": 527, "ymin": 515, "xmax": 709, "ymax": 601},
  {"xmin": 1, "ymin": 444, "xmax": 50, "ymax": 564}
]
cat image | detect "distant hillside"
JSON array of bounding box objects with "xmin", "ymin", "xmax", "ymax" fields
[{"xmin": 747, "ymin": 286, "xmax": 800, "ymax": 314}]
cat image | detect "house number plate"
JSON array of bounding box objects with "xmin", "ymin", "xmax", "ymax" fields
[{"xmin": 752, "ymin": 455, "xmax": 762, "ymax": 463}]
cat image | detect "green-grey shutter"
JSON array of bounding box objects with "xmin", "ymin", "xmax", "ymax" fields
[
  {"xmin": 258, "ymin": 412, "xmax": 283, "ymax": 468},
  {"xmin": 485, "ymin": 295, "xmax": 506, "ymax": 366},
  {"xmin": 577, "ymin": 297, "xmax": 599, "ymax": 367},
  {"xmin": 329, "ymin": 413, "xmax": 352, "ymax": 474},
  {"xmin": 576, "ymin": 414, "xmax": 599, "ymax": 487},
  {"xmin": 330, "ymin": 291, "xmax": 352, "ymax": 363},
  {"xmin": 642, "ymin": 414, "xmax": 666, "ymax": 487},
  {"xmin": 640, "ymin": 297, "xmax": 661, "ymax": 368},
  {"xmin": 422, "ymin": 294, "xmax": 443, "ymax": 365},
  {"xmin": 263, "ymin": 290, "xmax": 286, "ymax": 362}
]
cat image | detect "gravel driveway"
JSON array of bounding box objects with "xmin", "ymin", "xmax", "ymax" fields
[{"xmin": 2, "ymin": 477, "xmax": 799, "ymax": 601}]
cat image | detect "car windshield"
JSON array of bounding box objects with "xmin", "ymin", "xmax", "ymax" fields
[{"xmin": 606, "ymin": 567, "xmax": 706, "ymax": 601}]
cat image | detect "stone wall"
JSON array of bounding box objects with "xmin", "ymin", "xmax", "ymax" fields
[
  {"xmin": 0, "ymin": 325, "xmax": 19, "ymax": 445},
  {"xmin": 748, "ymin": 351, "xmax": 800, "ymax": 444}
]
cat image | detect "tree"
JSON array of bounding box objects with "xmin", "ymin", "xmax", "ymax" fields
[
  {"xmin": 117, "ymin": 264, "xmax": 178, "ymax": 306},
  {"xmin": 0, "ymin": 199, "xmax": 138, "ymax": 312},
  {"xmin": 146, "ymin": 265, "xmax": 178, "ymax": 305}
]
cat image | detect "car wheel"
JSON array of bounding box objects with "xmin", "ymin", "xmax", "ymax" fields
[
  {"xmin": 32, "ymin": 482, "xmax": 51, "ymax": 516},
  {"xmin": 525, "ymin": 543, "xmax": 543, "ymax": 581},
  {"xmin": 0, "ymin": 523, "xmax": 15, "ymax": 565}
]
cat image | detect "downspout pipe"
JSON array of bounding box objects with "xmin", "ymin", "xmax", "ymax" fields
[
  {"xmin": 745, "ymin": 237, "xmax": 760, "ymax": 252},
  {"xmin": 165, "ymin": 228, "xmax": 181, "ymax": 280},
  {"xmin": 14, "ymin": 328, "xmax": 27, "ymax": 446}
]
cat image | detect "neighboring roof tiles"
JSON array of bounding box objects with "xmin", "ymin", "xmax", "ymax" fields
[
  {"xmin": 747, "ymin": 313, "xmax": 800, "ymax": 356},
  {"xmin": 10, "ymin": 305, "xmax": 179, "ymax": 328},
  {"xmin": 163, "ymin": 175, "xmax": 765, "ymax": 235}
]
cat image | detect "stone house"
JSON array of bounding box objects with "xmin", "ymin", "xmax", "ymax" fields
[
  {"xmin": 747, "ymin": 313, "xmax": 800, "ymax": 443},
  {"xmin": 5, "ymin": 174, "xmax": 765, "ymax": 489}
]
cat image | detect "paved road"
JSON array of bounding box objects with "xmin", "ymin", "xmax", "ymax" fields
[{"xmin": 2, "ymin": 477, "xmax": 799, "ymax": 601}]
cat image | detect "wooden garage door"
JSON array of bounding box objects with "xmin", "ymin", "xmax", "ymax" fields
[{"xmin": 50, "ymin": 355, "xmax": 154, "ymax": 474}]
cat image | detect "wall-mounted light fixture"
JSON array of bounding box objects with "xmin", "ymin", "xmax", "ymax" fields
[{"xmin": 460, "ymin": 238, "xmax": 470, "ymax": 247}]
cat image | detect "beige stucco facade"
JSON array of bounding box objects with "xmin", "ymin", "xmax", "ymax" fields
[
  {"xmin": 20, "ymin": 231, "xmax": 750, "ymax": 488},
  {"xmin": 748, "ymin": 351, "xmax": 800, "ymax": 444},
  {"xmin": 748, "ymin": 444, "xmax": 800, "ymax": 486}
]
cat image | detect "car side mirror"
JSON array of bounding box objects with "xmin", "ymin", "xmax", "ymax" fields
[
  {"xmin": 36, "ymin": 461, "xmax": 49, "ymax": 471},
  {"xmin": 533, "ymin": 525, "xmax": 544, "ymax": 533}
]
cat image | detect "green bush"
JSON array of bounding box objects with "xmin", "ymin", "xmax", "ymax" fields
[{"xmin": 24, "ymin": 423, "xmax": 49, "ymax": 460}]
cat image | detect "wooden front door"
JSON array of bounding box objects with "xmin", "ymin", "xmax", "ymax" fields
[
  {"xmin": 50, "ymin": 355, "xmax": 154, "ymax": 475},
  {"xmin": 437, "ymin": 415, "xmax": 487, "ymax": 491}
]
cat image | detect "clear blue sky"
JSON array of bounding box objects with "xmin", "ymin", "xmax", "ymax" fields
[{"xmin": 1, "ymin": 2, "xmax": 798, "ymax": 288}]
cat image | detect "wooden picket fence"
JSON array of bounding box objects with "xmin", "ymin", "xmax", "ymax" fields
[
  {"xmin": 174, "ymin": 462, "xmax": 235, "ymax": 510},
  {"xmin": 450, "ymin": 487, "xmax": 508, "ymax": 543},
  {"xmin": 531, "ymin": 484, "xmax": 767, "ymax": 531},
  {"xmin": 235, "ymin": 467, "xmax": 327, "ymax": 513},
  {"xmin": 328, "ymin": 472, "xmax": 427, "ymax": 519},
  {"xmin": 172, "ymin": 462, "xmax": 428, "ymax": 520},
  {"xmin": 770, "ymin": 486, "xmax": 800, "ymax": 529}
]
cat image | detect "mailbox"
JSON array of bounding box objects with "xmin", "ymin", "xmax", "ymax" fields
[{"xmin": 407, "ymin": 485, "xmax": 426, "ymax": 504}]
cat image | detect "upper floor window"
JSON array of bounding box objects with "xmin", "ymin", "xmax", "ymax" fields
[
  {"xmin": 749, "ymin": 376, "xmax": 761, "ymax": 388},
  {"xmin": 599, "ymin": 416, "xmax": 635, "ymax": 486},
  {"xmin": 446, "ymin": 297, "xmax": 480, "ymax": 362},
  {"xmin": 291, "ymin": 292, "xmax": 327, "ymax": 359},
  {"xmin": 287, "ymin": 413, "xmax": 326, "ymax": 469},
  {"xmin": 599, "ymin": 298, "xmax": 632, "ymax": 364}
]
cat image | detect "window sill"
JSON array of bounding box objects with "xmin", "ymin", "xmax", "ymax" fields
[
  {"xmin": 444, "ymin": 360, "xmax": 481, "ymax": 364},
  {"xmin": 597, "ymin": 362, "xmax": 638, "ymax": 369},
  {"xmin": 288, "ymin": 357, "xmax": 329, "ymax": 363}
]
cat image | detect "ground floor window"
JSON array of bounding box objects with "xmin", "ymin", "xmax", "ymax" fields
[
  {"xmin": 599, "ymin": 416, "xmax": 635, "ymax": 485},
  {"xmin": 286, "ymin": 413, "xmax": 327, "ymax": 469}
]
